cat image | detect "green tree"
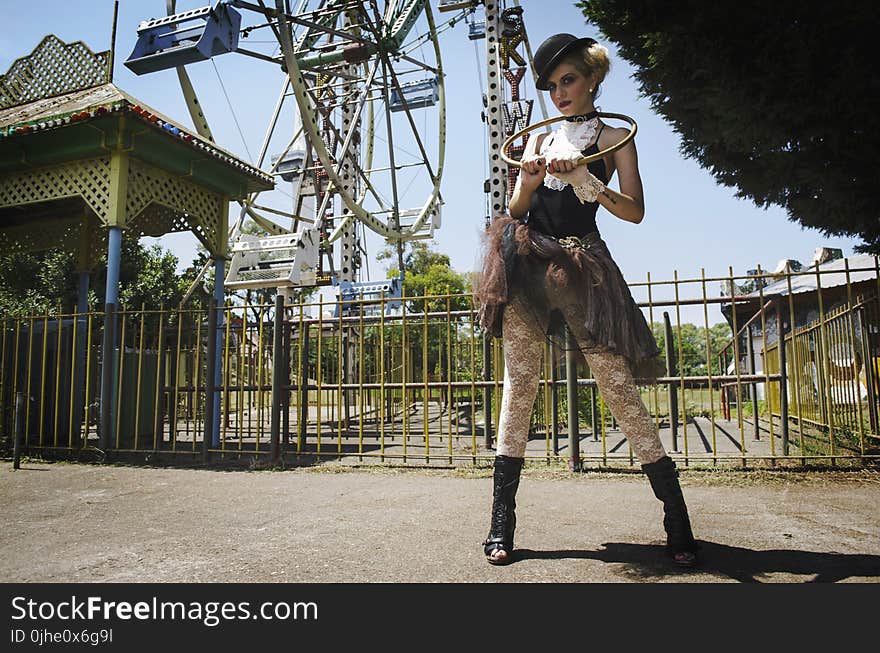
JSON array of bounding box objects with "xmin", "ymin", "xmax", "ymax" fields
[
  {"xmin": 579, "ymin": 0, "xmax": 879, "ymax": 253},
  {"xmin": 378, "ymin": 240, "xmax": 471, "ymax": 313},
  {"xmin": 651, "ymin": 321, "xmax": 733, "ymax": 376},
  {"xmin": 377, "ymin": 240, "xmax": 473, "ymax": 386},
  {"xmin": 116, "ymin": 242, "xmax": 185, "ymax": 310},
  {"xmin": 0, "ymin": 247, "xmax": 78, "ymax": 316},
  {"xmin": 0, "ymin": 235, "xmax": 186, "ymax": 316}
]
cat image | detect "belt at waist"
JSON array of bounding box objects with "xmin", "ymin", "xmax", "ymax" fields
[
  {"xmin": 499, "ymin": 220, "xmax": 602, "ymax": 270},
  {"xmin": 529, "ymin": 230, "xmax": 601, "ymax": 258}
]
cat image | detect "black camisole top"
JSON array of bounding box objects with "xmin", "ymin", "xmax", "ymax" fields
[{"xmin": 526, "ymin": 139, "xmax": 608, "ymax": 239}]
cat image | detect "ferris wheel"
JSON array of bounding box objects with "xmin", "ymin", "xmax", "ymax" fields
[{"xmin": 126, "ymin": 0, "xmax": 459, "ymax": 292}]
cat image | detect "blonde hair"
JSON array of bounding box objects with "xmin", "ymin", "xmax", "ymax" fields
[{"xmin": 562, "ymin": 41, "xmax": 610, "ymax": 99}]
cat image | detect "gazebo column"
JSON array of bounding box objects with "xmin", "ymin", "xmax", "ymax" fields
[
  {"xmin": 72, "ymin": 212, "xmax": 94, "ymax": 445},
  {"xmin": 210, "ymin": 256, "xmax": 225, "ymax": 448},
  {"xmin": 99, "ymin": 150, "xmax": 128, "ymax": 450},
  {"xmin": 77, "ymin": 274, "xmax": 90, "ymax": 314},
  {"xmin": 105, "ymin": 227, "xmax": 123, "ymax": 305},
  {"xmin": 209, "ymin": 204, "xmax": 229, "ymax": 449},
  {"xmin": 98, "ymin": 226, "xmax": 123, "ymax": 449}
]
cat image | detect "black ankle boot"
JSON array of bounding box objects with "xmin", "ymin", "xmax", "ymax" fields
[
  {"xmin": 642, "ymin": 456, "xmax": 699, "ymax": 566},
  {"xmin": 483, "ymin": 455, "xmax": 524, "ymax": 565}
]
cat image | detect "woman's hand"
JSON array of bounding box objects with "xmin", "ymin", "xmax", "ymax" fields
[
  {"xmin": 507, "ymin": 132, "xmax": 548, "ymax": 219},
  {"xmin": 545, "ymin": 150, "xmax": 580, "ymax": 176},
  {"xmin": 553, "ymin": 166, "xmax": 606, "ymax": 204},
  {"xmin": 517, "ymin": 153, "xmax": 547, "ymax": 192},
  {"xmin": 547, "ymin": 163, "xmax": 591, "ymax": 188},
  {"xmin": 543, "ymin": 148, "xmax": 606, "ymax": 204}
]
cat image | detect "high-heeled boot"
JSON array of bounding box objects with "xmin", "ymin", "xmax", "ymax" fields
[
  {"xmin": 642, "ymin": 456, "xmax": 699, "ymax": 566},
  {"xmin": 482, "ymin": 455, "xmax": 524, "ymax": 565}
]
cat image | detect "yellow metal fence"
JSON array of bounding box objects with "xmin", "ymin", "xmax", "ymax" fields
[
  {"xmin": 765, "ymin": 295, "xmax": 880, "ymax": 461},
  {"xmin": 2, "ymin": 262, "xmax": 878, "ymax": 468}
]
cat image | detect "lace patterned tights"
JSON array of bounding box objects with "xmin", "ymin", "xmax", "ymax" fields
[{"xmin": 495, "ymin": 300, "xmax": 666, "ymax": 464}]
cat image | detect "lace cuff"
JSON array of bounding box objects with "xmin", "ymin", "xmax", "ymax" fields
[{"xmin": 572, "ymin": 175, "xmax": 606, "ymax": 204}]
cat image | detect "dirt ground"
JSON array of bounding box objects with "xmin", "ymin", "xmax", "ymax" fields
[{"xmin": 2, "ymin": 459, "xmax": 880, "ymax": 583}]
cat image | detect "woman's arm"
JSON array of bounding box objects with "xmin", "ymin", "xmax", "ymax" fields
[
  {"xmin": 596, "ymin": 127, "xmax": 645, "ymax": 224},
  {"xmin": 508, "ymin": 133, "xmax": 547, "ymax": 219}
]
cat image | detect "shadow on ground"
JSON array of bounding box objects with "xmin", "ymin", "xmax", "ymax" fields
[{"xmin": 515, "ymin": 541, "xmax": 880, "ymax": 582}]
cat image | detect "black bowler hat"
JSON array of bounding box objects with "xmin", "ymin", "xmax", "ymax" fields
[{"xmin": 533, "ymin": 33, "xmax": 596, "ymax": 90}]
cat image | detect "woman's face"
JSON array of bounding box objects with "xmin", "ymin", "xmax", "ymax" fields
[{"xmin": 545, "ymin": 62, "xmax": 594, "ymax": 116}]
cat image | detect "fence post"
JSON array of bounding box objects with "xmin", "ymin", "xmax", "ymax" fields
[
  {"xmin": 299, "ymin": 323, "xmax": 310, "ymax": 450},
  {"xmin": 590, "ymin": 385, "xmax": 599, "ymax": 442},
  {"xmin": 283, "ymin": 314, "xmax": 291, "ymax": 448},
  {"xmin": 720, "ymin": 351, "xmax": 730, "ymax": 421},
  {"xmin": 99, "ymin": 302, "xmax": 117, "ymax": 451},
  {"xmin": 775, "ymin": 298, "xmax": 790, "ymax": 455},
  {"xmin": 565, "ymin": 327, "xmax": 580, "ymax": 471},
  {"xmin": 13, "ymin": 391, "xmax": 24, "ymax": 470},
  {"xmin": 270, "ymin": 295, "xmax": 283, "ymax": 466},
  {"xmin": 856, "ymin": 310, "xmax": 878, "ymax": 435},
  {"xmin": 72, "ymin": 304, "xmax": 88, "ymax": 448},
  {"xmin": 663, "ymin": 312, "xmax": 678, "ymax": 451},
  {"xmin": 202, "ymin": 299, "xmax": 217, "ymax": 462},
  {"xmin": 747, "ymin": 325, "xmax": 760, "ymax": 440},
  {"xmin": 550, "ymin": 342, "xmax": 559, "ymax": 455}
]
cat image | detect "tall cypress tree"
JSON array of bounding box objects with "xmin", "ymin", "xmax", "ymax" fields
[{"xmin": 580, "ymin": 0, "xmax": 880, "ymax": 252}]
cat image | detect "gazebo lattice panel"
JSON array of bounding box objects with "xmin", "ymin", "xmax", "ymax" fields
[
  {"xmin": 0, "ymin": 156, "xmax": 225, "ymax": 254},
  {"xmin": 0, "ymin": 35, "xmax": 111, "ymax": 110},
  {"xmin": 0, "ymin": 157, "xmax": 112, "ymax": 219},
  {"xmin": 127, "ymin": 158, "xmax": 225, "ymax": 254}
]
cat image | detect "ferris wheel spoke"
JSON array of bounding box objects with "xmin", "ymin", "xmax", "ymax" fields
[
  {"xmin": 272, "ymin": 0, "xmax": 444, "ymax": 248},
  {"xmin": 256, "ymin": 78, "xmax": 293, "ymax": 170},
  {"xmin": 363, "ymin": 1, "xmax": 443, "ymax": 211},
  {"xmin": 252, "ymin": 0, "xmax": 283, "ymax": 43},
  {"xmin": 163, "ymin": 1, "xmax": 215, "ymax": 141},
  {"xmin": 275, "ymin": 17, "xmax": 392, "ymax": 239},
  {"xmin": 369, "ymin": 0, "xmax": 445, "ymax": 237},
  {"xmin": 299, "ymin": 58, "xmax": 391, "ymax": 219}
]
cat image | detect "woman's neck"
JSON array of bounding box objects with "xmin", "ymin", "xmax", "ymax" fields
[{"xmin": 564, "ymin": 108, "xmax": 599, "ymax": 123}]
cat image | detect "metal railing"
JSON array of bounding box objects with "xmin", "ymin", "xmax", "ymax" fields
[
  {"xmin": 2, "ymin": 260, "xmax": 878, "ymax": 468},
  {"xmin": 765, "ymin": 294, "xmax": 879, "ymax": 462}
]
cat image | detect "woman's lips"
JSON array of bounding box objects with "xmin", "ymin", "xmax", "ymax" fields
[{"xmin": 558, "ymin": 100, "xmax": 571, "ymax": 108}]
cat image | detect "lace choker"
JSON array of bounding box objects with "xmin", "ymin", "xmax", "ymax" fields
[{"xmin": 565, "ymin": 110, "xmax": 599, "ymax": 123}]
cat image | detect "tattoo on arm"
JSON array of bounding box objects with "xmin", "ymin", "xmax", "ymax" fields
[{"xmin": 601, "ymin": 190, "xmax": 617, "ymax": 204}]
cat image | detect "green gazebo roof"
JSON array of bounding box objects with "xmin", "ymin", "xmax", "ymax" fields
[
  {"xmin": 0, "ymin": 82, "xmax": 274, "ymax": 197},
  {"xmin": 0, "ymin": 35, "xmax": 275, "ymax": 258}
]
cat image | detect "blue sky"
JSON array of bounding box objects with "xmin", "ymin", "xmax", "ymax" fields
[{"xmin": 2, "ymin": 1, "xmax": 865, "ymax": 324}]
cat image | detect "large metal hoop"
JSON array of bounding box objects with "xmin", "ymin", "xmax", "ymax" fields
[{"xmin": 500, "ymin": 112, "xmax": 638, "ymax": 168}]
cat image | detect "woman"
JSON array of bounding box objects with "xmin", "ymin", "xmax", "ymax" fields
[{"xmin": 477, "ymin": 33, "xmax": 699, "ymax": 567}]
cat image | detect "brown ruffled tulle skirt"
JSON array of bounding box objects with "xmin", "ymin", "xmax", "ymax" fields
[{"xmin": 475, "ymin": 214, "xmax": 663, "ymax": 381}]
